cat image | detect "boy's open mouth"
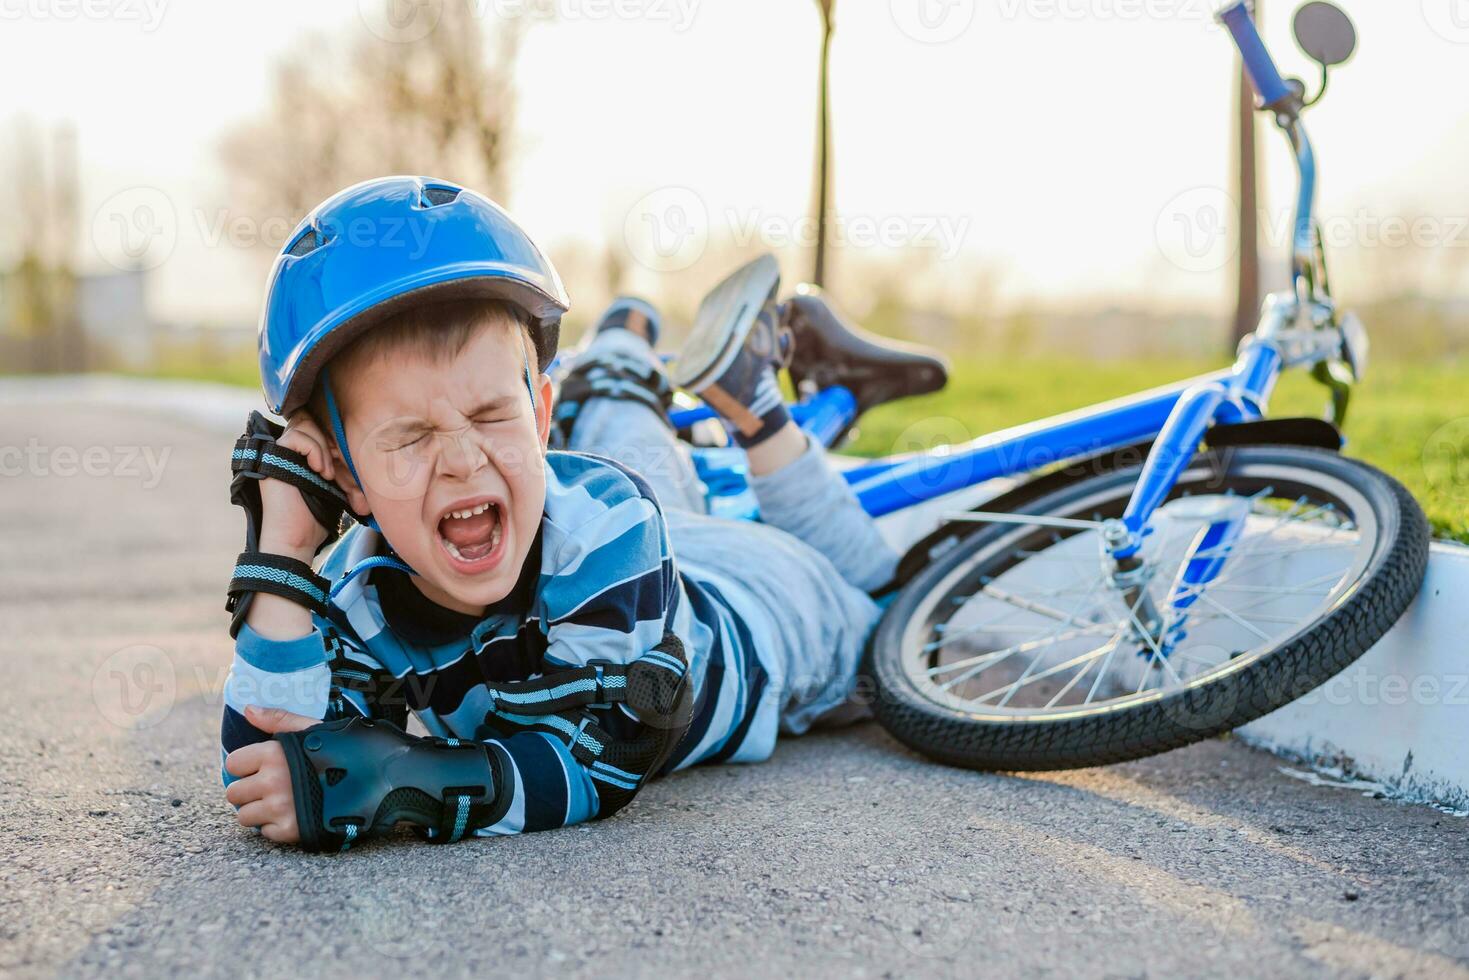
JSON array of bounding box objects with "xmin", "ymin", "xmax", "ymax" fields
[{"xmin": 436, "ymin": 498, "xmax": 504, "ymax": 568}]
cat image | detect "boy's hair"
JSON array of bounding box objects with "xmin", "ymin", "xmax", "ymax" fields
[{"xmin": 305, "ymin": 298, "xmax": 536, "ymax": 432}]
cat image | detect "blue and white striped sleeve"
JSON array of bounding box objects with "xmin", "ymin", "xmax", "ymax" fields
[{"xmin": 473, "ymin": 733, "xmax": 601, "ymax": 835}]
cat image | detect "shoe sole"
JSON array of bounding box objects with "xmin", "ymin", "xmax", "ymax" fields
[{"xmin": 669, "ymin": 254, "xmax": 780, "ymax": 392}]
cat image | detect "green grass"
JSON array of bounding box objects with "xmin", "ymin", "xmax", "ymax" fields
[
  {"xmin": 845, "ymin": 358, "xmax": 1469, "ymax": 544},
  {"xmin": 130, "ymin": 352, "xmax": 260, "ymax": 390}
]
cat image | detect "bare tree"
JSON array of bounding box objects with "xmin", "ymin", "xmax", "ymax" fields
[
  {"xmin": 1, "ymin": 117, "xmax": 83, "ymax": 371},
  {"xmin": 220, "ymin": 1, "xmax": 531, "ymax": 249}
]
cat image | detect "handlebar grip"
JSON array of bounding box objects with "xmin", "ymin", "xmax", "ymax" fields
[{"xmin": 1217, "ymin": 1, "xmax": 1293, "ymax": 108}]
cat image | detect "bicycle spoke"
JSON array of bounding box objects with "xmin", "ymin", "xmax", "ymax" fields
[
  {"xmin": 979, "ymin": 636, "xmax": 1124, "ymax": 706},
  {"xmin": 1182, "ymin": 572, "xmax": 1345, "ymax": 617},
  {"xmin": 1044, "ymin": 635, "xmax": 1121, "ymax": 708},
  {"xmin": 1083, "ymin": 632, "xmax": 1126, "ymax": 705},
  {"xmin": 931, "ymin": 622, "xmax": 1112, "ymax": 689},
  {"xmin": 937, "ymin": 622, "xmax": 1101, "ymax": 635},
  {"xmin": 988, "ymin": 577, "xmax": 1125, "ymax": 705},
  {"xmin": 1173, "ymin": 547, "xmax": 1351, "ymax": 602},
  {"xmin": 1189, "ymin": 582, "xmax": 1332, "ymax": 596},
  {"xmin": 1185, "ymin": 610, "xmax": 1309, "ymax": 627},
  {"xmin": 935, "ymin": 577, "xmax": 1114, "ymax": 692},
  {"xmin": 1194, "ymin": 591, "xmax": 1275, "ymax": 643},
  {"xmin": 927, "ymin": 576, "xmax": 1098, "ymax": 652},
  {"xmin": 1185, "ymin": 543, "xmax": 1355, "ymax": 563},
  {"xmin": 973, "ymin": 583, "xmax": 1078, "ymax": 623}
]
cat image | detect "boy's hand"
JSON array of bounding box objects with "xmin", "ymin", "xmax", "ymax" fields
[
  {"xmin": 223, "ymin": 705, "xmax": 319, "ymax": 844},
  {"xmin": 258, "ymin": 413, "xmax": 338, "ymax": 557}
]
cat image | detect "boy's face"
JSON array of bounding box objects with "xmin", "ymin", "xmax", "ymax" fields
[{"xmin": 331, "ymin": 319, "xmax": 554, "ymax": 616}]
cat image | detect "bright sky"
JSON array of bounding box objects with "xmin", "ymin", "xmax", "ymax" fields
[{"xmin": 2, "ymin": 0, "xmax": 1467, "ymax": 326}]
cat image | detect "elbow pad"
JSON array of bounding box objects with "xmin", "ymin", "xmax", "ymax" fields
[
  {"xmin": 275, "ymin": 717, "xmax": 503, "ymax": 852},
  {"xmin": 479, "ymin": 631, "xmax": 694, "ymax": 819}
]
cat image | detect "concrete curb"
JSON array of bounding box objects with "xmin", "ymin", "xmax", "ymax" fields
[
  {"xmin": 1235, "ymin": 541, "xmax": 1469, "ymax": 813},
  {"xmin": 10, "ymin": 375, "xmax": 1464, "ymax": 809}
]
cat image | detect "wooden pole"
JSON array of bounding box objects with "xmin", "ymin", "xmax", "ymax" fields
[
  {"xmin": 1232, "ymin": 0, "xmax": 1261, "ymax": 349},
  {"xmin": 811, "ymin": 0, "xmax": 834, "ymax": 287}
]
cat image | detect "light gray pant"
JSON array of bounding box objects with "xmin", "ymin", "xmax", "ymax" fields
[{"xmin": 566, "ymin": 328, "xmax": 899, "ymax": 733}]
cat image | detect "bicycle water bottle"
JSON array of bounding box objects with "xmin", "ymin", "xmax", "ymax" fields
[{"xmin": 692, "ymin": 447, "xmax": 761, "ymax": 522}]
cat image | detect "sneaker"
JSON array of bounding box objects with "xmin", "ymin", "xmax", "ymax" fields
[{"xmin": 670, "ymin": 255, "xmax": 793, "ymax": 447}]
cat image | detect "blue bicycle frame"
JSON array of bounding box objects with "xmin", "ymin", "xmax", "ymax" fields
[{"xmin": 672, "ymin": 2, "xmax": 1361, "ymax": 580}]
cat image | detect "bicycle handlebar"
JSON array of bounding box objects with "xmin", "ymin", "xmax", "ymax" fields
[{"xmin": 1217, "ymin": 1, "xmax": 1294, "ymax": 108}]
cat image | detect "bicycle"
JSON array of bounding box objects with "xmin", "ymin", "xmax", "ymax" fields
[{"xmin": 644, "ymin": 1, "xmax": 1429, "ymax": 771}]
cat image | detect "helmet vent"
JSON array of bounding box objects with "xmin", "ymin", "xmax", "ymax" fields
[
  {"xmin": 421, "ymin": 186, "xmax": 461, "ymax": 208},
  {"xmin": 286, "ymin": 229, "xmax": 323, "ymax": 258}
]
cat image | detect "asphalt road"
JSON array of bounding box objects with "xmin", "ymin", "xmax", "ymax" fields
[{"xmin": 4, "ymin": 401, "xmax": 1468, "ymax": 979}]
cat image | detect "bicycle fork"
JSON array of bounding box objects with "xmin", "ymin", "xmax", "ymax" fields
[
  {"xmin": 1102, "ymin": 496, "xmax": 1252, "ymax": 656},
  {"xmin": 1098, "ymin": 321, "xmax": 1283, "ymax": 657}
]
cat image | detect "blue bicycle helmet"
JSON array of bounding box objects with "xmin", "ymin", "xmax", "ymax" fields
[{"xmin": 259, "ymin": 175, "xmax": 569, "ymax": 417}]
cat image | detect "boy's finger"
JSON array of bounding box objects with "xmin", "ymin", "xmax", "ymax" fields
[
  {"xmin": 312, "ymin": 443, "xmax": 334, "ymax": 481},
  {"xmin": 235, "ymin": 800, "xmax": 274, "ymax": 829},
  {"xmin": 224, "ymin": 774, "xmax": 265, "ymax": 807},
  {"xmin": 300, "ymin": 434, "xmax": 331, "ymax": 479},
  {"xmin": 244, "ymin": 704, "xmax": 320, "ymax": 734},
  {"xmin": 224, "ymin": 743, "xmax": 269, "ymax": 778},
  {"xmin": 260, "ymin": 822, "xmax": 301, "ymax": 845},
  {"xmin": 281, "ymin": 429, "xmax": 332, "ymax": 480}
]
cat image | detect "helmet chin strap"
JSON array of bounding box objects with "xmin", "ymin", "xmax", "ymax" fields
[
  {"xmin": 522, "ymin": 360, "xmax": 537, "ymax": 410},
  {"xmin": 520, "ymin": 334, "xmax": 539, "ymax": 412}
]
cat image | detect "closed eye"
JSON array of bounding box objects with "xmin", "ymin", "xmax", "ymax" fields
[
  {"xmin": 468, "ymin": 396, "xmax": 518, "ymax": 421},
  {"xmin": 389, "ymin": 431, "xmax": 430, "ymax": 451}
]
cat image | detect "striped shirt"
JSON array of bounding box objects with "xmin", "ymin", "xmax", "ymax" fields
[{"xmin": 220, "ymin": 450, "xmax": 775, "ymax": 836}]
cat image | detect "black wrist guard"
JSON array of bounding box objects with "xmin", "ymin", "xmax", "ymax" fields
[
  {"xmin": 275, "ymin": 717, "xmax": 502, "ymax": 853},
  {"xmin": 228, "ymin": 551, "xmax": 331, "ymax": 623},
  {"xmin": 227, "ymin": 411, "xmax": 353, "ymax": 636}
]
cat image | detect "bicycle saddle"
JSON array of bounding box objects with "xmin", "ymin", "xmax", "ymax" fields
[{"xmin": 784, "ymin": 286, "xmax": 949, "ymax": 414}]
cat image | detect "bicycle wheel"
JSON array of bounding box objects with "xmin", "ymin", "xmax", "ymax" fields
[{"xmin": 865, "ymin": 445, "xmax": 1429, "ymax": 771}]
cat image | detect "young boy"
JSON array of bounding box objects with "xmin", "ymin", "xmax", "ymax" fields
[{"xmin": 219, "ymin": 176, "xmax": 926, "ymax": 851}]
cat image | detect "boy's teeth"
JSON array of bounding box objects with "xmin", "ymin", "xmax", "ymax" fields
[{"xmin": 439, "ymin": 506, "xmax": 502, "ymax": 565}]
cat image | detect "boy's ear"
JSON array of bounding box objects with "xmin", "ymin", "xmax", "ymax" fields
[
  {"xmin": 534, "ymin": 373, "xmax": 554, "ymax": 450},
  {"xmin": 325, "ymin": 440, "xmax": 371, "ymax": 517}
]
